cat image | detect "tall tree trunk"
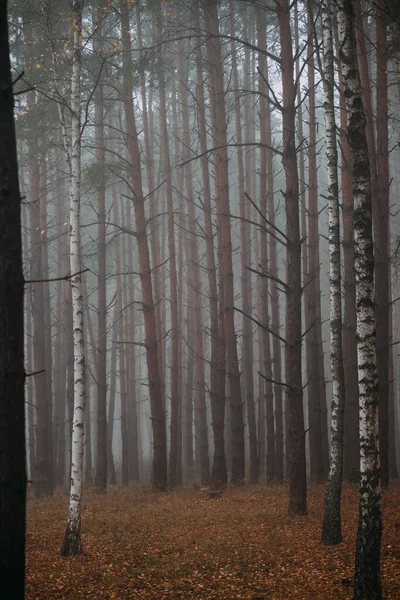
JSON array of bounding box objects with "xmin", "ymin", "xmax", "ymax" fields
[
  {"xmin": 178, "ymin": 37, "xmax": 210, "ymax": 486},
  {"xmin": 119, "ymin": 0, "xmax": 167, "ymax": 490},
  {"xmin": 320, "ymin": 0, "xmax": 346, "ymax": 546},
  {"xmin": 230, "ymin": 2, "xmax": 258, "ymax": 483},
  {"xmin": 94, "ymin": 6, "xmax": 107, "ymax": 494},
  {"xmin": 124, "ymin": 198, "xmax": 140, "ymax": 483},
  {"xmin": 150, "ymin": 4, "xmax": 181, "ymax": 488},
  {"xmin": 25, "ymin": 282, "xmax": 36, "ymax": 482},
  {"xmin": 0, "ymin": 5, "xmax": 26, "ymax": 589},
  {"xmin": 335, "ymin": 21, "xmax": 359, "ymax": 483},
  {"xmin": 195, "ymin": 2, "xmax": 226, "ymax": 489},
  {"xmin": 337, "ymin": 0, "xmax": 382, "ymax": 596},
  {"xmin": 276, "ymin": 0, "xmax": 306, "ymax": 515},
  {"xmin": 388, "ymin": 275, "xmax": 398, "ymax": 478},
  {"xmin": 256, "ymin": 4, "xmax": 275, "ymax": 482},
  {"xmin": 136, "ymin": 4, "xmax": 165, "ymax": 409},
  {"xmin": 39, "ymin": 157, "xmax": 54, "ymax": 490},
  {"xmin": 26, "ymin": 25, "xmax": 52, "ymax": 497},
  {"xmin": 185, "ymin": 290, "xmax": 195, "ymax": 482},
  {"xmin": 113, "ymin": 191, "xmax": 129, "ymax": 486},
  {"xmin": 375, "ymin": 0, "xmax": 391, "ymax": 489},
  {"xmin": 203, "ymin": 0, "xmax": 244, "ymax": 485},
  {"xmin": 108, "ymin": 308, "xmax": 118, "ymax": 485},
  {"xmin": 54, "ymin": 173, "xmax": 66, "ymax": 487},
  {"xmin": 83, "ymin": 309, "xmax": 92, "ymax": 486},
  {"xmin": 305, "ymin": 2, "xmax": 329, "ymax": 483},
  {"xmin": 21, "ymin": 165, "xmax": 35, "ymax": 481},
  {"xmin": 61, "ymin": 0, "xmax": 86, "ymax": 556}
]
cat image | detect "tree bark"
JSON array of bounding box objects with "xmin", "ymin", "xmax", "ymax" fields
[
  {"xmin": 320, "ymin": 0, "xmax": 346, "ymax": 546},
  {"xmin": 119, "ymin": 0, "xmax": 167, "ymax": 490},
  {"xmin": 375, "ymin": 0, "xmax": 391, "ymax": 488},
  {"xmin": 150, "ymin": 5, "xmax": 181, "ymax": 488},
  {"xmin": 230, "ymin": 3, "xmax": 258, "ymax": 483},
  {"xmin": 256, "ymin": 4, "xmax": 275, "ymax": 482},
  {"xmin": 94, "ymin": 5, "xmax": 108, "ymax": 494},
  {"xmin": 0, "ymin": 3, "xmax": 26, "ymax": 589},
  {"xmin": 337, "ymin": 0, "xmax": 382, "ymax": 596},
  {"xmin": 177, "ymin": 36, "xmax": 210, "ymax": 486},
  {"xmin": 61, "ymin": 0, "xmax": 86, "ymax": 556},
  {"xmin": 203, "ymin": 0, "xmax": 244, "ymax": 485},
  {"xmin": 276, "ymin": 0, "xmax": 306, "ymax": 515},
  {"xmin": 305, "ymin": 2, "xmax": 329, "ymax": 483},
  {"xmin": 25, "ymin": 21, "xmax": 52, "ymax": 498},
  {"xmin": 335, "ymin": 20, "xmax": 359, "ymax": 483},
  {"xmin": 195, "ymin": 2, "xmax": 226, "ymax": 489}
]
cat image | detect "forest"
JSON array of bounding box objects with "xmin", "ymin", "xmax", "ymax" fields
[{"xmin": 0, "ymin": 0, "xmax": 400, "ymax": 598}]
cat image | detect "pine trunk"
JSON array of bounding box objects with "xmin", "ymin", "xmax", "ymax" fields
[
  {"xmin": 94, "ymin": 8, "xmax": 107, "ymax": 494},
  {"xmin": 120, "ymin": 0, "xmax": 167, "ymax": 490},
  {"xmin": 203, "ymin": 0, "xmax": 244, "ymax": 485},
  {"xmin": 195, "ymin": 3, "xmax": 227, "ymax": 489},
  {"xmin": 276, "ymin": 0, "xmax": 306, "ymax": 515}
]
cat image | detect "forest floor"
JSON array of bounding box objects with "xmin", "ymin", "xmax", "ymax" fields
[{"xmin": 26, "ymin": 482, "xmax": 400, "ymax": 599}]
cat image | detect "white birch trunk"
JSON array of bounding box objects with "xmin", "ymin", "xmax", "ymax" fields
[
  {"xmin": 320, "ymin": 0, "xmax": 346, "ymax": 546},
  {"xmin": 61, "ymin": 0, "xmax": 85, "ymax": 557},
  {"xmin": 337, "ymin": 0, "xmax": 382, "ymax": 596}
]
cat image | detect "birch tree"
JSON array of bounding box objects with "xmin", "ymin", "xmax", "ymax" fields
[
  {"xmin": 337, "ymin": 0, "xmax": 382, "ymax": 596},
  {"xmin": 61, "ymin": 0, "xmax": 86, "ymax": 556},
  {"xmin": 320, "ymin": 0, "xmax": 345, "ymax": 546}
]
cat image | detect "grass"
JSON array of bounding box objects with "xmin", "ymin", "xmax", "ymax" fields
[{"xmin": 26, "ymin": 482, "xmax": 400, "ymax": 599}]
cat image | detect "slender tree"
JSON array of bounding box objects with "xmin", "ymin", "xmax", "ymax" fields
[
  {"xmin": 203, "ymin": 0, "xmax": 245, "ymax": 485},
  {"xmin": 337, "ymin": 0, "xmax": 382, "ymax": 596},
  {"xmin": 61, "ymin": 0, "xmax": 86, "ymax": 556},
  {"xmin": 194, "ymin": 2, "xmax": 227, "ymax": 489},
  {"xmin": 375, "ymin": 0, "xmax": 391, "ymax": 488},
  {"xmin": 276, "ymin": 0, "xmax": 306, "ymax": 515},
  {"xmin": 94, "ymin": 0, "xmax": 108, "ymax": 494},
  {"xmin": 230, "ymin": 3, "xmax": 258, "ymax": 483},
  {"xmin": 119, "ymin": 0, "xmax": 167, "ymax": 490},
  {"xmin": 320, "ymin": 0, "xmax": 346, "ymax": 546}
]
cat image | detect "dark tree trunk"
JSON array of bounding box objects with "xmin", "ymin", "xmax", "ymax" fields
[
  {"xmin": 0, "ymin": 4, "xmax": 26, "ymax": 590},
  {"xmin": 94, "ymin": 6, "xmax": 108, "ymax": 494},
  {"xmin": 39, "ymin": 159, "xmax": 54, "ymax": 490},
  {"xmin": 123, "ymin": 198, "xmax": 140, "ymax": 483},
  {"xmin": 305, "ymin": 2, "xmax": 329, "ymax": 483},
  {"xmin": 28, "ymin": 94, "xmax": 52, "ymax": 499},
  {"xmin": 120, "ymin": 0, "xmax": 167, "ymax": 490},
  {"xmin": 150, "ymin": 3, "xmax": 181, "ymax": 488},
  {"xmin": 203, "ymin": 0, "xmax": 244, "ymax": 485},
  {"xmin": 276, "ymin": 0, "xmax": 306, "ymax": 515},
  {"xmin": 195, "ymin": 2, "xmax": 226, "ymax": 489},
  {"xmin": 177, "ymin": 37, "xmax": 210, "ymax": 486},
  {"xmin": 256, "ymin": 4, "xmax": 275, "ymax": 483},
  {"xmin": 107, "ymin": 308, "xmax": 118, "ymax": 486},
  {"xmin": 230, "ymin": 3, "xmax": 258, "ymax": 483},
  {"xmin": 113, "ymin": 191, "xmax": 129, "ymax": 486}
]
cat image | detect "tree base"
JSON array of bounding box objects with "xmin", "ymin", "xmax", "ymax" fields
[{"xmin": 60, "ymin": 518, "xmax": 82, "ymax": 556}]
